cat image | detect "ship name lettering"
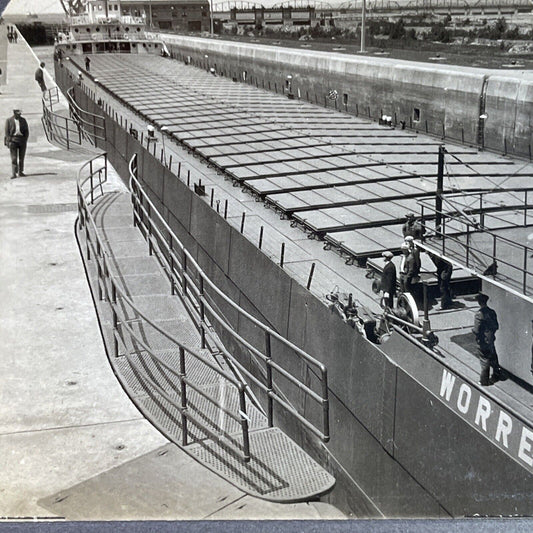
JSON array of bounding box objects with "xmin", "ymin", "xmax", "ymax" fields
[
  {"xmin": 518, "ymin": 427, "xmax": 533, "ymax": 466},
  {"xmin": 439, "ymin": 369, "xmax": 533, "ymax": 468}
]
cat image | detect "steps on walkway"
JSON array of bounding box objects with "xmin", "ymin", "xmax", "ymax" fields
[{"xmin": 77, "ymin": 190, "xmax": 335, "ymax": 502}]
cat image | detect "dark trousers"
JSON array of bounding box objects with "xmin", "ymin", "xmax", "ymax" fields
[
  {"xmin": 478, "ymin": 346, "xmax": 502, "ymax": 385},
  {"xmin": 439, "ymin": 278, "xmax": 452, "ymax": 308},
  {"xmin": 37, "ymin": 80, "xmax": 46, "ymax": 92},
  {"xmin": 10, "ymin": 140, "xmax": 27, "ymax": 176}
]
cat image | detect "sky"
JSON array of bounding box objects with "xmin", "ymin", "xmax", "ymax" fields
[{"xmin": 2, "ymin": 0, "xmax": 65, "ymax": 16}]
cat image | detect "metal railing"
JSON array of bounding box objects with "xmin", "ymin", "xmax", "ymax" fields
[
  {"xmin": 418, "ymin": 190, "xmax": 533, "ymax": 296},
  {"xmin": 66, "ymin": 87, "xmax": 107, "ymax": 144},
  {"xmin": 128, "ymin": 154, "xmax": 330, "ymax": 443},
  {"xmin": 41, "ymin": 87, "xmax": 88, "ymax": 149},
  {"xmin": 77, "ymin": 153, "xmax": 251, "ymax": 461}
]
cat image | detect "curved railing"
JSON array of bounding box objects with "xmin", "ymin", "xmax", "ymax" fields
[
  {"xmin": 77, "ymin": 153, "xmax": 252, "ymax": 461},
  {"xmin": 66, "ymin": 87, "xmax": 107, "ymax": 145},
  {"xmin": 128, "ymin": 154, "xmax": 330, "ymax": 443},
  {"xmin": 41, "ymin": 85, "xmax": 106, "ymax": 149}
]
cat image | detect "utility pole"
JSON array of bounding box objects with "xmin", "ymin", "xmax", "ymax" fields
[{"xmin": 436, "ymin": 145, "xmax": 445, "ymax": 231}]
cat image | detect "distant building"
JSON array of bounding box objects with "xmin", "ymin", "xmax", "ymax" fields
[{"xmin": 87, "ymin": 0, "xmax": 211, "ymax": 32}]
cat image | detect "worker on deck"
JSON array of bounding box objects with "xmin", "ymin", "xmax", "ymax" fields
[
  {"xmin": 429, "ymin": 253, "xmax": 453, "ymax": 310},
  {"xmin": 380, "ymin": 251, "xmax": 396, "ymax": 309},
  {"xmin": 85, "ymin": 56, "xmax": 91, "ymax": 72},
  {"xmin": 472, "ymin": 292, "xmax": 504, "ymax": 386},
  {"xmin": 402, "ymin": 212, "xmax": 425, "ymax": 240},
  {"xmin": 5, "ymin": 108, "xmax": 29, "ymax": 179},
  {"xmin": 35, "ymin": 62, "xmax": 46, "ymax": 93}
]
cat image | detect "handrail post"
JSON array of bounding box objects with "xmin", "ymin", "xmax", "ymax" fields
[
  {"xmin": 112, "ymin": 290, "xmax": 119, "ymax": 357},
  {"xmin": 199, "ymin": 275, "xmax": 206, "ymax": 349},
  {"xmin": 169, "ymin": 231, "xmax": 175, "ymax": 295},
  {"xmin": 182, "ymin": 249, "xmax": 188, "ymax": 297},
  {"xmin": 525, "ymin": 190, "xmax": 528, "ymax": 227},
  {"xmin": 89, "ymin": 160, "xmax": 94, "ymax": 204},
  {"xmin": 65, "ymin": 116, "xmax": 70, "ymax": 150},
  {"xmin": 265, "ymin": 331, "xmax": 274, "ymax": 427},
  {"xmin": 179, "ymin": 346, "xmax": 188, "ymax": 446},
  {"xmin": 321, "ymin": 368, "xmax": 329, "ymax": 442},
  {"xmin": 466, "ymin": 225, "xmax": 470, "ymax": 267},
  {"xmin": 239, "ymin": 389, "xmax": 251, "ymax": 462},
  {"xmin": 522, "ymin": 246, "xmax": 529, "ymax": 294}
]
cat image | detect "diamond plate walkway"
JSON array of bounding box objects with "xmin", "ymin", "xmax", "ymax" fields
[{"xmin": 79, "ymin": 189, "xmax": 335, "ymax": 502}]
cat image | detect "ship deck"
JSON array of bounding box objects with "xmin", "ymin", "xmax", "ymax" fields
[{"xmin": 64, "ymin": 52, "xmax": 533, "ymax": 425}]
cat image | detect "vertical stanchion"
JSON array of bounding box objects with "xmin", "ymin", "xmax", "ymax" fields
[
  {"xmin": 436, "ymin": 145, "xmax": 445, "ymax": 231},
  {"xmin": 224, "ymin": 200, "xmax": 228, "ymax": 219},
  {"xmin": 199, "ymin": 275, "xmax": 206, "ymax": 349},
  {"xmin": 259, "ymin": 226, "xmax": 264, "ymax": 249},
  {"xmin": 265, "ymin": 331, "xmax": 273, "ymax": 427},
  {"xmin": 523, "ymin": 246, "xmax": 528, "ymax": 294},
  {"xmin": 240, "ymin": 212, "xmax": 246, "ymax": 233},
  {"xmin": 280, "ymin": 243, "xmax": 285, "ymax": 268},
  {"xmin": 466, "ymin": 225, "xmax": 470, "ymax": 267},
  {"xmin": 179, "ymin": 346, "xmax": 188, "ymax": 446},
  {"xmin": 307, "ymin": 262, "xmax": 315, "ymax": 290}
]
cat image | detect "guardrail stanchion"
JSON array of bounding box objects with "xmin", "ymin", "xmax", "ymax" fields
[
  {"xmin": 199, "ymin": 274, "xmax": 206, "ymax": 349},
  {"xmin": 182, "ymin": 249, "xmax": 188, "ymax": 297},
  {"xmin": 179, "ymin": 346, "xmax": 188, "ymax": 446},
  {"xmin": 321, "ymin": 368, "xmax": 330, "ymax": 443},
  {"xmin": 466, "ymin": 225, "xmax": 470, "ymax": 267},
  {"xmin": 89, "ymin": 159, "xmax": 94, "ymax": 204},
  {"xmin": 65, "ymin": 116, "xmax": 70, "ymax": 150},
  {"xmin": 112, "ymin": 288, "xmax": 119, "ymax": 358},
  {"xmin": 523, "ymin": 246, "xmax": 528, "ymax": 294},
  {"xmin": 265, "ymin": 331, "xmax": 273, "ymax": 427},
  {"xmin": 239, "ymin": 389, "xmax": 251, "ymax": 462}
]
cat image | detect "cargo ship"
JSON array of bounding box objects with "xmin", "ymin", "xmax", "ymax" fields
[{"xmin": 49, "ymin": 0, "xmax": 533, "ymax": 518}]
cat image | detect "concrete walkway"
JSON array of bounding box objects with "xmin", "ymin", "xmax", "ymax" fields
[{"xmin": 0, "ymin": 35, "xmax": 343, "ymax": 520}]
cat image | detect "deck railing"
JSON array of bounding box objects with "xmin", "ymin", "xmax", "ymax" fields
[
  {"xmin": 418, "ymin": 190, "xmax": 533, "ymax": 296},
  {"xmin": 77, "ymin": 153, "xmax": 251, "ymax": 461},
  {"xmin": 66, "ymin": 86, "xmax": 107, "ymax": 144},
  {"xmin": 128, "ymin": 154, "xmax": 330, "ymax": 444}
]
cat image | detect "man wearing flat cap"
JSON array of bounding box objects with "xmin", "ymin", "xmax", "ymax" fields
[
  {"xmin": 381, "ymin": 251, "xmax": 396, "ymax": 308},
  {"xmin": 472, "ymin": 292, "xmax": 504, "ymax": 386},
  {"xmin": 4, "ymin": 109, "xmax": 29, "ymax": 179}
]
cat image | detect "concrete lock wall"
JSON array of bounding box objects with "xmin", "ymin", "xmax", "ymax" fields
[
  {"xmin": 58, "ymin": 65, "xmax": 533, "ymax": 517},
  {"xmin": 164, "ymin": 35, "xmax": 533, "ymax": 158}
]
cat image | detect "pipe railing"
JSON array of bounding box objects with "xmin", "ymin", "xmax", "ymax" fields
[
  {"xmin": 66, "ymin": 86, "xmax": 107, "ymax": 144},
  {"xmin": 77, "ymin": 153, "xmax": 251, "ymax": 461},
  {"xmin": 41, "ymin": 87, "xmax": 85, "ymax": 149},
  {"xmin": 418, "ymin": 191, "xmax": 533, "ymax": 296},
  {"xmin": 128, "ymin": 154, "xmax": 330, "ymax": 443}
]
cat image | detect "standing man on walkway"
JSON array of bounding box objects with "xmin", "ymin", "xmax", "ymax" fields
[
  {"xmin": 5, "ymin": 109, "xmax": 29, "ymax": 179},
  {"xmin": 472, "ymin": 292, "xmax": 504, "ymax": 386},
  {"xmin": 35, "ymin": 62, "xmax": 46, "ymax": 92},
  {"xmin": 380, "ymin": 251, "xmax": 396, "ymax": 308}
]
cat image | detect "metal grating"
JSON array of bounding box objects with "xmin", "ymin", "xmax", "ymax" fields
[
  {"xmin": 78, "ymin": 189, "xmax": 335, "ymax": 502},
  {"xmin": 189, "ymin": 427, "xmax": 335, "ymax": 501},
  {"xmin": 27, "ymin": 203, "xmax": 78, "ymax": 213}
]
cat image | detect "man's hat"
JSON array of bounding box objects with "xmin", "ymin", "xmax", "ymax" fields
[
  {"xmin": 406, "ymin": 212, "xmax": 415, "ymax": 218},
  {"xmin": 400, "ymin": 243, "xmax": 409, "ymax": 250},
  {"xmin": 476, "ymin": 292, "xmax": 489, "ymax": 304},
  {"xmin": 382, "ymin": 251, "xmax": 393, "ymax": 259},
  {"xmin": 13, "ymin": 108, "xmax": 21, "ymax": 113},
  {"xmin": 404, "ymin": 235, "xmax": 414, "ymax": 242}
]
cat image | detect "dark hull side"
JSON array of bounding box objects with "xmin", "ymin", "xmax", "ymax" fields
[{"xmin": 56, "ymin": 62, "xmax": 533, "ymax": 519}]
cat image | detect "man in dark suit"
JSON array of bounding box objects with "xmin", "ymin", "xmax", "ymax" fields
[
  {"xmin": 380, "ymin": 251, "xmax": 396, "ymax": 308},
  {"xmin": 35, "ymin": 62, "xmax": 46, "ymax": 92},
  {"xmin": 5, "ymin": 109, "xmax": 29, "ymax": 179}
]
